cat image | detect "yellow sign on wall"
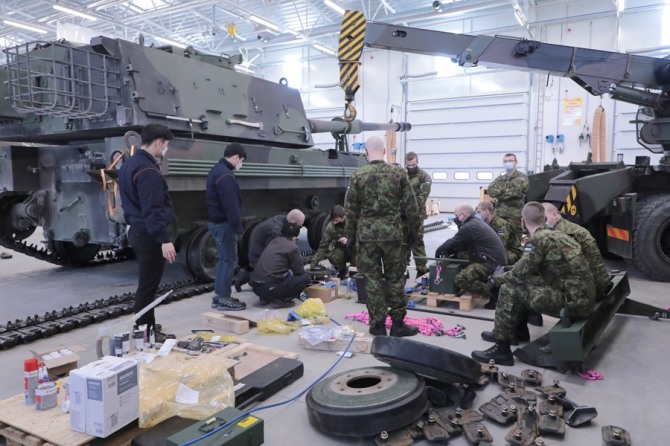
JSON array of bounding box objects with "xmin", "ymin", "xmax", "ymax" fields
[{"xmin": 563, "ymin": 97, "xmax": 583, "ymax": 126}]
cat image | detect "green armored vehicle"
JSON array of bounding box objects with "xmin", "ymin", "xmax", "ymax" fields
[{"xmin": 0, "ymin": 37, "xmax": 409, "ymax": 280}]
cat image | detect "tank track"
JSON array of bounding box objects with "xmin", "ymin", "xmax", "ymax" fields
[
  {"xmin": 0, "ymin": 234, "xmax": 130, "ymax": 267},
  {"xmin": 0, "ymin": 279, "xmax": 214, "ymax": 350},
  {"xmin": 423, "ymin": 220, "xmax": 451, "ymax": 233}
]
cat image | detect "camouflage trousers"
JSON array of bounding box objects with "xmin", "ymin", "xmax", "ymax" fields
[
  {"xmin": 327, "ymin": 246, "xmax": 354, "ymax": 273},
  {"xmin": 404, "ymin": 224, "xmax": 427, "ymax": 275},
  {"xmin": 493, "ymin": 281, "xmax": 595, "ymax": 340},
  {"xmin": 454, "ymin": 262, "xmax": 491, "ymax": 295},
  {"xmin": 357, "ymin": 240, "xmax": 407, "ymax": 325},
  {"xmin": 497, "ymin": 209, "xmax": 524, "ymax": 244}
]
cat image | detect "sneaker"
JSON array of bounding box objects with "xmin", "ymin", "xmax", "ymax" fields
[
  {"xmin": 215, "ymin": 297, "xmax": 246, "ymax": 311},
  {"xmin": 471, "ymin": 342, "xmax": 514, "ymax": 366},
  {"xmin": 211, "ymin": 295, "xmax": 220, "ymax": 309}
]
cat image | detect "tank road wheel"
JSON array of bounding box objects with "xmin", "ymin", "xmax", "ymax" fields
[
  {"xmin": 238, "ymin": 219, "xmax": 262, "ymax": 268},
  {"xmin": 51, "ymin": 241, "xmax": 101, "ymax": 264},
  {"xmin": 633, "ymin": 193, "xmax": 670, "ymax": 282},
  {"xmin": 0, "ymin": 197, "xmax": 36, "ymax": 241},
  {"xmin": 306, "ymin": 366, "xmax": 427, "ymax": 438},
  {"xmin": 307, "ymin": 212, "xmax": 329, "ymax": 251},
  {"xmin": 182, "ymin": 227, "xmax": 217, "ymax": 282}
]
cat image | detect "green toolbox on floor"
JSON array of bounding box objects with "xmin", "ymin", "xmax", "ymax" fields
[
  {"xmin": 423, "ymin": 257, "xmax": 468, "ymax": 295},
  {"xmin": 166, "ymin": 407, "xmax": 264, "ymax": 446}
]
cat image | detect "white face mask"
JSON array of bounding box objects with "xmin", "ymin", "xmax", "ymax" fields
[
  {"xmin": 236, "ymin": 160, "xmax": 243, "ymax": 171},
  {"xmin": 160, "ymin": 144, "xmax": 169, "ymax": 157}
]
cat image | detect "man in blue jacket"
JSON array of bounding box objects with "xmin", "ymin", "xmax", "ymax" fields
[
  {"xmin": 206, "ymin": 143, "xmax": 247, "ymax": 311},
  {"xmin": 119, "ymin": 124, "xmax": 176, "ymax": 337}
]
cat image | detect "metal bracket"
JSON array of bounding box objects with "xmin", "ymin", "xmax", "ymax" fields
[
  {"xmin": 535, "ymin": 379, "xmax": 566, "ymax": 398},
  {"xmin": 602, "ymin": 425, "xmax": 632, "ymax": 445},
  {"xmin": 462, "ymin": 422, "xmax": 493, "ymax": 444},
  {"xmin": 539, "ymin": 411, "xmax": 565, "ymax": 436},
  {"xmin": 274, "ymin": 125, "xmax": 311, "ymax": 142},
  {"xmin": 498, "ymin": 371, "xmax": 526, "ymax": 388},
  {"xmin": 505, "ymin": 425, "xmax": 538, "ymax": 446},
  {"xmin": 520, "ymin": 369, "xmax": 543, "ymax": 386}
]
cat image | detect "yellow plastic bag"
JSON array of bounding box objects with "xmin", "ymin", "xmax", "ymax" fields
[
  {"xmin": 257, "ymin": 317, "xmax": 301, "ymax": 335},
  {"xmin": 295, "ymin": 298, "xmax": 327, "ymax": 319}
]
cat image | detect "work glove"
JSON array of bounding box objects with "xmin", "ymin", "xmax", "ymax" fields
[
  {"xmin": 406, "ymin": 231, "xmax": 419, "ymax": 247},
  {"xmin": 487, "ymin": 275, "xmax": 498, "ymax": 294}
]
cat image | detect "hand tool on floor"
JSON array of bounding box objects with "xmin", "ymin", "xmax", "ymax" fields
[{"xmin": 555, "ymin": 395, "xmax": 598, "ymax": 427}]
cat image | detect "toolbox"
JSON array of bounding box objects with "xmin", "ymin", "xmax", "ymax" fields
[
  {"xmin": 166, "ymin": 407, "xmax": 263, "ymax": 446},
  {"xmin": 428, "ymin": 259, "xmax": 467, "ymax": 294}
]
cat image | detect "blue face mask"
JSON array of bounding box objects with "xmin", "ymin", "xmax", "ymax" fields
[
  {"xmin": 474, "ymin": 214, "xmax": 484, "ymax": 221},
  {"xmin": 503, "ymin": 161, "xmax": 515, "ymax": 171}
]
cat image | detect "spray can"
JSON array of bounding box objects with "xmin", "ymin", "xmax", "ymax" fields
[
  {"xmin": 346, "ymin": 277, "xmax": 352, "ymax": 294},
  {"xmin": 24, "ymin": 358, "xmax": 39, "ymax": 405}
]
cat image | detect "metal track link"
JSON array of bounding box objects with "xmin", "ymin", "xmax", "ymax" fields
[
  {"xmin": 0, "ymin": 279, "xmax": 214, "ymax": 350},
  {"xmin": 0, "ymin": 235, "xmax": 130, "ymax": 268}
]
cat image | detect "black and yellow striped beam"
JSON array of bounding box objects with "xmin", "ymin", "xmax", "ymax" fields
[{"xmin": 338, "ymin": 10, "xmax": 366, "ymax": 120}]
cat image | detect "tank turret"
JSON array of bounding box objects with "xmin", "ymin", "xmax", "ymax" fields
[{"xmin": 0, "ymin": 37, "xmax": 410, "ymax": 280}]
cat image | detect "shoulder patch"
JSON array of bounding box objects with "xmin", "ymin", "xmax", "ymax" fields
[
  {"xmin": 523, "ymin": 242, "xmax": 534, "ymax": 252},
  {"xmin": 496, "ymin": 229, "xmax": 505, "ymax": 236}
]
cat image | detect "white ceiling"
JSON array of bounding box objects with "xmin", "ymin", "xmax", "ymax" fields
[{"xmin": 0, "ymin": 0, "xmax": 535, "ymax": 58}]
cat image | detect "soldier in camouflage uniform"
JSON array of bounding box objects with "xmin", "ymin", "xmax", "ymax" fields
[
  {"xmin": 472, "ymin": 202, "xmax": 596, "ymax": 366},
  {"xmin": 345, "ymin": 136, "xmax": 421, "ymax": 337},
  {"xmin": 435, "ymin": 205, "xmax": 507, "ymax": 297},
  {"xmin": 404, "ymin": 152, "xmax": 432, "ymax": 278},
  {"xmin": 476, "ymin": 201, "xmax": 523, "ymax": 265},
  {"xmin": 487, "ymin": 153, "xmax": 528, "ymax": 243},
  {"xmin": 543, "ymin": 202, "xmax": 612, "ymax": 298},
  {"xmin": 310, "ymin": 205, "xmax": 354, "ymax": 279}
]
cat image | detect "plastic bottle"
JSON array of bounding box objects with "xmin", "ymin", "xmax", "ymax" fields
[
  {"xmin": 346, "ymin": 277, "xmax": 352, "ymax": 293},
  {"xmin": 24, "ymin": 358, "xmax": 39, "ymax": 405}
]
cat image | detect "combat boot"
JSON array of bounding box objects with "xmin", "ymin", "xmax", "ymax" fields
[
  {"xmin": 369, "ymin": 322, "xmax": 387, "ymax": 336},
  {"xmin": 481, "ymin": 323, "xmax": 530, "ymax": 345},
  {"xmin": 390, "ymin": 321, "xmax": 419, "ymax": 337},
  {"xmin": 471, "ymin": 341, "xmax": 514, "ymax": 366},
  {"xmin": 527, "ymin": 311, "xmax": 543, "ymax": 327}
]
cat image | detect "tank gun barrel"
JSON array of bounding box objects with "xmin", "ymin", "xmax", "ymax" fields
[
  {"xmin": 608, "ymin": 84, "xmax": 670, "ymax": 114},
  {"xmin": 308, "ymin": 119, "xmax": 411, "ymax": 135}
]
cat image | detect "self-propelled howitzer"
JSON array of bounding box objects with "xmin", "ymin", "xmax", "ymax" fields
[{"xmin": 0, "ymin": 36, "xmax": 410, "ymax": 280}]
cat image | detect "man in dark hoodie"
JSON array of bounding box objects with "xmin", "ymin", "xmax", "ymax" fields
[
  {"xmin": 435, "ymin": 204, "xmax": 507, "ymax": 297},
  {"xmin": 206, "ymin": 143, "xmax": 247, "ymax": 311}
]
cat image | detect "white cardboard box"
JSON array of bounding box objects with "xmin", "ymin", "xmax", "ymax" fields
[{"xmin": 69, "ymin": 356, "xmax": 139, "ymax": 438}]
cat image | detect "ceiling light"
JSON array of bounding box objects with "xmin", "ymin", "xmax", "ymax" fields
[
  {"xmin": 3, "ymin": 19, "xmax": 48, "ymax": 34},
  {"xmin": 154, "ymin": 36, "xmax": 187, "ymax": 49},
  {"xmin": 235, "ymin": 65, "xmax": 255, "ymax": 74},
  {"xmin": 249, "ymin": 15, "xmax": 280, "ymax": 32},
  {"xmin": 312, "ymin": 43, "xmax": 336, "ymax": 56},
  {"xmin": 324, "ymin": 0, "xmax": 345, "ymax": 15},
  {"xmin": 617, "ymin": 0, "xmax": 625, "ymax": 12},
  {"xmin": 53, "ymin": 4, "xmax": 98, "ymax": 21}
]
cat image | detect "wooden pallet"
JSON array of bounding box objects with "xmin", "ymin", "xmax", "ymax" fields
[{"xmin": 409, "ymin": 291, "xmax": 473, "ymax": 311}]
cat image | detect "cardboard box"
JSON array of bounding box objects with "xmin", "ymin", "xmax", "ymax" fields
[
  {"xmin": 306, "ymin": 284, "xmax": 339, "ymax": 303},
  {"xmin": 69, "ymin": 356, "xmax": 139, "ymax": 438},
  {"xmin": 298, "ymin": 332, "xmax": 373, "ymax": 354},
  {"xmin": 30, "ymin": 344, "xmax": 85, "ymax": 380},
  {"xmin": 200, "ymin": 312, "xmax": 250, "ymax": 334}
]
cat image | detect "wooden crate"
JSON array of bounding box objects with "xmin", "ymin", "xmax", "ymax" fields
[{"xmin": 409, "ymin": 291, "xmax": 473, "ymax": 311}]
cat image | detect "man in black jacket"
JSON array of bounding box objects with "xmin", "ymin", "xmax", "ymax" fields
[
  {"xmin": 206, "ymin": 143, "xmax": 247, "ymax": 311},
  {"xmin": 119, "ymin": 124, "xmax": 176, "ymax": 336},
  {"xmin": 234, "ymin": 209, "xmax": 305, "ymax": 291},
  {"xmin": 435, "ymin": 204, "xmax": 507, "ymax": 297},
  {"xmin": 250, "ymin": 221, "xmax": 311, "ymax": 308}
]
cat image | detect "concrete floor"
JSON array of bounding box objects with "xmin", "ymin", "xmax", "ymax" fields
[{"xmin": 1, "ymin": 214, "xmax": 669, "ymax": 446}]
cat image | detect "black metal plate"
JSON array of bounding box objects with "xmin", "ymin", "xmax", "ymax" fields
[{"xmin": 371, "ymin": 336, "xmax": 481, "ymax": 384}]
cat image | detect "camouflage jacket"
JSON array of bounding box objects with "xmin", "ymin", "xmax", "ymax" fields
[
  {"xmin": 345, "ymin": 160, "xmax": 420, "ymax": 242},
  {"xmin": 496, "ymin": 225, "xmax": 595, "ymax": 299},
  {"xmin": 311, "ymin": 220, "xmax": 347, "ymax": 265},
  {"xmin": 407, "ymin": 167, "xmax": 432, "ymax": 219},
  {"xmin": 554, "ymin": 218, "xmax": 611, "ymax": 295},
  {"xmin": 489, "ymin": 215, "xmax": 523, "ymax": 261},
  {"xmin": 487, "ymin": 170, "xmax": 528, "ymax": 220}
]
